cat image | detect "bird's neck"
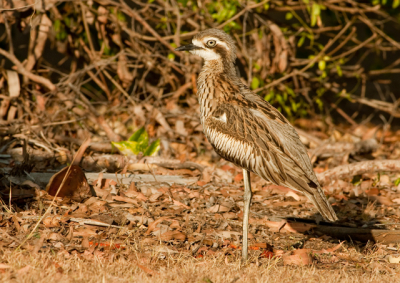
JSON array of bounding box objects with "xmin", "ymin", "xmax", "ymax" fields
[
  {"xmin": 197, "ymin": 59, "xmax": 240, "ymax": 120},
  {"xmin": 202, "ymin": 59, "xmax": 238, "ymax": 78}
]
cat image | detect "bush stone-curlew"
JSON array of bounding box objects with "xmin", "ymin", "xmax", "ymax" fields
[{"xmin": 175, "ymin": 28, "xmax": 338, "ymax": 261}]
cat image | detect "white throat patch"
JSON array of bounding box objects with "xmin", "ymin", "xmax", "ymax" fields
[{"xmin": 191, "ymin": 49, "xmax": 221, "ymax": 60}]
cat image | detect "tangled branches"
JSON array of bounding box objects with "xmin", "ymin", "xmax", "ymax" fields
[{"xmin": 0, "ymin": 0, "xmax": 400, "ymax": 155}]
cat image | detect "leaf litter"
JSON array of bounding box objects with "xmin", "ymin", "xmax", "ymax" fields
[{"xmin": 2, "ymin": 122, "xmax": 400, "ymax": 281}]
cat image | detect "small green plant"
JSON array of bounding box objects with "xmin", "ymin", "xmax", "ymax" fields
[{"xmin": 111, "ymin": 127, "xmax": 160, "ymax": 157}]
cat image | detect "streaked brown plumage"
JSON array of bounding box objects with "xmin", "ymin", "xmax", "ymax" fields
[{"xmin": 176, "ymin": 28, "xmax": 338, "ymax": 260}]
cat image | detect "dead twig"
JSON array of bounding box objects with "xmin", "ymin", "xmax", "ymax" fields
[{"xmin": 0, "ymin": 48, "xmax": 56, "ymax": 91}]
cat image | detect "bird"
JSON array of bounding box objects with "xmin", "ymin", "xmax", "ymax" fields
[{"xmin": 175, "ymin": 28, "xmax": 338, "ymax": 261}]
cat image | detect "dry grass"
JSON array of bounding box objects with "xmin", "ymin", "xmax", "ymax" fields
[
  {"xmin": 0, "ymin": 246, "xmax": 398, "ymax": 283},
  {"xmin": 1, "ymin": 170, "xmax": 400, "ymax": 282}
]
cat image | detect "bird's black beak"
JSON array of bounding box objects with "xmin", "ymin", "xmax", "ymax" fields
[{"xmin": 175, "ymin": 44, "xmax": 202, "ymax": 52}]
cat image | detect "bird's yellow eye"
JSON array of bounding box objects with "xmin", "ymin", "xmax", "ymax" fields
[{"xmin": 206, "ymin": 40, "xmax": 217, "ymax": 47}]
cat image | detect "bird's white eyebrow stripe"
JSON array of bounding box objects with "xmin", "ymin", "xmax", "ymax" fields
[{"xmin": 192, "ymin": 38, "xmax": 230, "ymax": 51}]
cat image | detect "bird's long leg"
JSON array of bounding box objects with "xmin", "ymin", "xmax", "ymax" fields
[{"xmin": 242, "ymin": 169, "xmax": 252, "ymax": 261}]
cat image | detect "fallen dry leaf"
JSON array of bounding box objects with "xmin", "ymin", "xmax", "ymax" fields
[
  {"xmin": 365, "ymin": 188, "xmax": 379, "ymax": 196},
  {"xmin": 264, "ymin": 220, "xmax": 316, "ymax": 233},
  {"xmin": 149, "ymin": 192, "xmax": 163, "ymax": 202},
  {"xmin": 112, "ymin": 195, "xmax": 139, "ymax": 205},
  {"xmin": 169, "ymin": 220, "xmax": 181, "ymax": 229},
  {"xmin": 222, "ymin": 212, "xmax": 237, "ymax": 219},
  {"xmin": 285, "ymin": 191, "xmax": 301, "ymax": 201},
  {"xmin": 73, "ymin": 228, "xmax": 97, "ymax": 237},
  {"xmin": 188, "ymin": 191, "xmax": 200, "ymax": 199},
  {"xmin": 89, "ymin": 241, "xmax": 125, "ymax": 250},
  {"xmin": 207, "ymin": 204, "xmax": 230, "ymax": 213},
  {"xmin": 145, "ymin": 217, "xmax": 169, "ymax": 235},
  {"xmin": 283, "ymin": 249, "xmax": 313, "ymax": 266},
  {"xmin": 137, "ymin": 263, "xmax": 159, "ymax": 276},
  {"xmin": 173, "ymin": 199, "xmax": 190, "ymax": 209},
  {"xmin": 82, "ymin": 237, "xmax": 90, "ymax": 249},
  {"xmin": 313, "ymin": 242, "xmax": 343, "ymax": 254},
  {"xmin": 123, "ymin": 190, "xmax": 148, "ymax": 201},
  {"xmin": 48, "ymin": 233, "xmax": 64, "ymax": 241},
  {"xmin": 0, "ymin": 263, "xmax": 11, "ymax": 269},
  {"xmin": 46, "ymin": 165, "xmax": 92, "ymax": 202},
  {"xmin": 388, "ymin": 254, "xmax": 400, "ymax": 264},
  {"xmin": 43, "ymin": 217, "xmax": 60, "ymax": 228},
  {"xmin": 17, "ymin": 265, "xmax": 31, "ymax": 275},
  {"xmin": 160, "ymin": 231, "xmax": 186, "ymax": 241},
  {"xmin": 234, "ymin": 173, "xmax": 243, "ymax": 182},
  {"xmin": 260, "ymin": 250, "xmax": 274, "ymax": 258}
]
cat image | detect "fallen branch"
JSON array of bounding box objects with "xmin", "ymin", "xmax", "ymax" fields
[
  {"xmin": 317, "ymin": 160, "xmax": 400, "ymax": 186},
  {"xmin": 69, "ymin": 217, "xmax": 123, "ymax": 228},
  {"xmin": 310, "ymin": 138, "xmax": 378, "ymax": 162},
  {"xmin": 263, "ymin": 218, "xmax": 400, "ymax": 244},
  {"xmin": 7, "ymin": 171, "xmax": 199, "ymax": 188}
]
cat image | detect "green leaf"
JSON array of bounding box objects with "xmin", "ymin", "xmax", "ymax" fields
[
  {"xmin": 117, "ymin": 11, "xmax": 126, "ymax": 22},
  {"xmin": 111, "ymin": 141, "xmax": 141, "ymax": 156},
  {"xmin": 129, "ymin": 127, "xmax": 147, "ymax": 143},
  {"xmin": 168, "ymin": 53, "xmax": 176, "ymax": 61},
  {"xmin": 251, "ymin": 77, "xmax": 260, "ymax": 90},
  {"xmin": 143, "ymin": 139, "xmax": 161, "ymax": 156},
  {"xmin": 351, "ymin": 175, "xmax": 362, "ymax": 185},
  {"xmin": 318, "ymin": 60, "xmax": 326, "ymax": 71},
  {"xmin": 177, "ymin": 0, "xmax": 189, "ymax": 7},
  {"xmin": 394, "ymin": 178, "xmax": 400, "ymax": 186},
  {"xmin": 227, "ymin": 9, "xmax": 236, "ymax": 19},
  {"xmin": 336, "ymin": 65, "xmax": 343, "ymax": 77},
  {"xmin": 297, "ymin": 35, "xmax": 306, "ymax": 47},
  {"xmin": 291, "ymin": 100, "xmax": 298, "ymax": 112},
  {"xmin": 54, "ymin": 19, "xmax": 61, "ymax": 33},
  {"xmin": 285, "ymin": 12, "xmax": 293, "ymax": 20},
  {"xmin": 315, "ymin": 98, "xmax": 323, "ymax": 111},
  {"xmin": 394, "ymin": 0, "xmax": 400, "ymax": 8},
  {"xmin": 264, "ymin": 90, "xmax": 274, "ymax": 102},
  {"xmin": 286, "ymin": 86, "xmax": 295, "ymax": 97},
  {"xmin": 253, "ymin": 62, "xmax": 261, "ymax": 71},
  {"xmin": 128, "ymin": 127, "xmax": 149, "ymax": 152},
  {"xmin": 311, "ymin": 3, "xmax": 320, "ymax": 27}
]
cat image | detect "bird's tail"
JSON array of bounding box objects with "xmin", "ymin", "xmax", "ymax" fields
[{"xmin": 304, "ymin": 189, "xmax": 338, "ymax": 222}]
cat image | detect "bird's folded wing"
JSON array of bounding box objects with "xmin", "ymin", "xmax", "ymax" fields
[{"xmin": 205, "ymin": 99, "xmax": 319, "ymax": 193}]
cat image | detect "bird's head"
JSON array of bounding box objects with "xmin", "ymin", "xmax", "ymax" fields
[{"xmin": 175, "ymin": 28, "xmax": 236, "ymax": 63}]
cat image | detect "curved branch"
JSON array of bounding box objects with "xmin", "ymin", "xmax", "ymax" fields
[{"xmin": 0, "ymin": 48, "xmax": 56, "ymax": 91}]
